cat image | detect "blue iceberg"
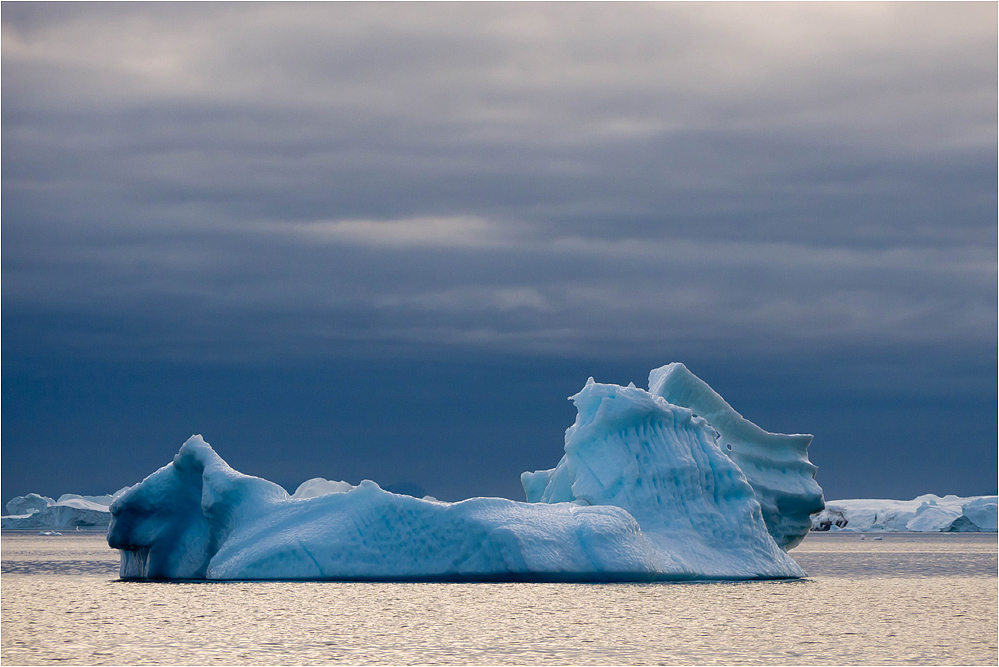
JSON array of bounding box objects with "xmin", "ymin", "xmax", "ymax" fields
[{"xmin": 108, "ymin": 367, "xmax": 822, "ymax": 581}]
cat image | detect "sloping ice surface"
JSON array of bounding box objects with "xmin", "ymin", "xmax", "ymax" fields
[{"xmin": 647, "ymin": 363, "xmax": 825, "ymax": 549}]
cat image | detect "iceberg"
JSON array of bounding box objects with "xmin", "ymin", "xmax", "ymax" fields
[
  {"xmin": 646, "ymin": 363, "xmax": 824, "ymax": 550},
  {"xmin": 5, "ymin": 492, "xmax": 55, "ymax": 516},
  {"xmin": 811, "ymin": 495, "xmax": 998, "ymax": 532},
  {"xmin": 2, "ymin": 489, "xmax": 129, "ymax": 530},
  {"xmin": 107, "ymin": 371, "xmax": 813, "ymax": 581},
  {"xmin": 1, "ymin": 493, "xmax": 121, "ymax": 530},
  {"xmin": 290, "ymin": 478, "xmax": 356, "ymax": 499}
]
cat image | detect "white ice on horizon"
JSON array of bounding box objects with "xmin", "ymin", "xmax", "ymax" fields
[
  {"xmin": 812, "ymin": 495, "xmax": 998, "ymax": 532},
  {"xmin": 291, "ymin": 478, "xmax": 356, "ymax": 499},
  {"xmin": 1, "ymin": 492, "xmax": 125, "ymax": 530},
  {"xmin": 106, "ymin": 369, "xmax": 816, "ymax": 581}
]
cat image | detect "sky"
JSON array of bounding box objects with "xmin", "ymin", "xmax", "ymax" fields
[{"xmin": 3, "ymin": 2, "xmax": 996, "ymax": 505}]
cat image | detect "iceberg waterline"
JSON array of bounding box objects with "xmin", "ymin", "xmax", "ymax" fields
[{"xmin": 103, "ymin": 364, "xmax": 823, "ymax": 581}]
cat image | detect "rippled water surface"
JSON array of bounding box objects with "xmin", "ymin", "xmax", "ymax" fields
[{"xmin": 2, "ymin": 531, "xmax": 996, "ymax": 665}]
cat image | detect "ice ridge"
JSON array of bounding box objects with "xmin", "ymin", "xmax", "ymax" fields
[{"xmin": 646, "ymin": 363, "xmax": 824, "ymax": 549}]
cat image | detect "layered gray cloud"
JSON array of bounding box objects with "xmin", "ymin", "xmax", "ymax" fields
[{"xmin": 3, "ymin": 2, "xmax": 996, "ymax": 361}]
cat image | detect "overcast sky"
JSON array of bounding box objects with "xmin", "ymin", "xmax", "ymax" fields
[{"xmin": 3, "ymin": 2, "xmax": 996, "ymax": 504}]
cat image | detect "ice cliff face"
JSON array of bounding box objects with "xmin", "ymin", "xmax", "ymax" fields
[
  {"xmin": 646, "ymin": 363, "xmax": 824, "ymax": 549},
  {"xmin": 108, "ymin": 369, "xmax": 811, "ymax": 581}
]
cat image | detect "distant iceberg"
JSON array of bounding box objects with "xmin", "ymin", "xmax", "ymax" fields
[
  {"xmin": 106, "ymin": 366, "xmax": 821, "ymax": 581},
  {"xmin": 290, "ymin": 478, "xmax": 356, "ymax": 499},
  {"xmin": 1, "ymin": 491, "xmax": 126, "ymax": 530},
  {"xmin": 6, "ymin": 492, "xmax": 56, "ymax": 516},
  {"xmin": 811, "ymin": 495, "xmax": 998, "ymax": 532}
]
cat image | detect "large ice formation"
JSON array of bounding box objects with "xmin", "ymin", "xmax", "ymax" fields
[
  {"xmin": 811, "ymin": 495, "xmax": 998, "ymax": 532},
  {"xmin": 645, "ymin": 363, "xmax": 824, "ymax": 549},
  {"xmin": 1, "ymin": 492, "xmax": 124, "ymax": 530},
  {"xmin": 108, "ymin": 370, "xmax": 815, "ymax": 581}
]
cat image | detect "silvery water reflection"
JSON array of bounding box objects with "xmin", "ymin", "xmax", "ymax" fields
[{"xmin": 2, "ymin": 532, "xmax": 996, "ymax": 665}]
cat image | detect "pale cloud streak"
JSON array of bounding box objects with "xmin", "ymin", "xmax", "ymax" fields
[{"xmin": 273, "ymin": 216, "xmax": 507, "ymax": 249}]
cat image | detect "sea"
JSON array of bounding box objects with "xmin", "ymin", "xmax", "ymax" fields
[{"xmin": 1, "ymin": 531, "xmax": 996, "ymax": 666}]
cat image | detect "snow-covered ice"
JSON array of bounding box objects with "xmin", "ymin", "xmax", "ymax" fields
[
  {"xmin": 107, "ymin": 368, "xmax": 817, "ymax": 581},
  {"xmin": 811, "ymin": 495, "xmax": 998, "ymax": 532}
]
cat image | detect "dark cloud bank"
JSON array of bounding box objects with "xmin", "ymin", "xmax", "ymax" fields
[{"xmin": 3, "ymin": 3, "xmax": 996, "ymax": 503}]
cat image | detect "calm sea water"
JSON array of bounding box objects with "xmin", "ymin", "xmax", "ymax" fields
[{"xmin": 2, "ymin": 531, "xmax": 996, "ymax": 665}]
